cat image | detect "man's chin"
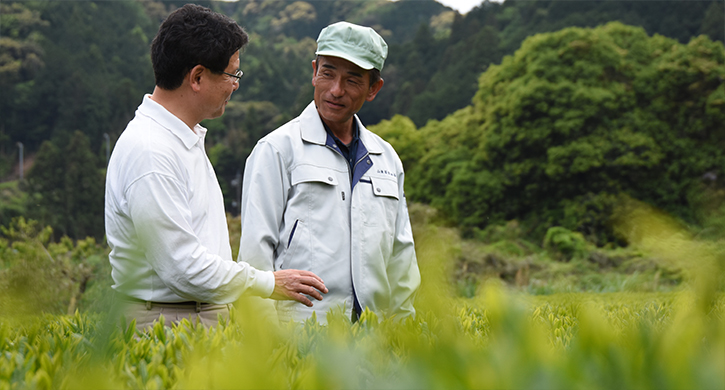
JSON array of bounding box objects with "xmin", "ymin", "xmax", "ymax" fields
[
  {"xmin": 318, "ymin": 108, "xmax": 349, "ymax": 123},
  {"xmin": 206, "ymin": 110, "xmax": 224, "ymax": 121}
]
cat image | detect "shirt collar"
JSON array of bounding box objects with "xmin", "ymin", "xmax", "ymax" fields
[
  {"xmin": 299, "ymin": 101, "xmax": 384, "ymax": 154},
  {"xmin": 138, "ymin": 94, "xmax": 205, "ymax": 149},
  {"xmin": 322, "ymin": 118, "xmax": 359, "ymax": 147}
]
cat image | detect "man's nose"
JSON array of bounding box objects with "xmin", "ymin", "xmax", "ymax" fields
[{"xmin": 330, "ymin": 78, "xmax": 345, "ymax": 97}]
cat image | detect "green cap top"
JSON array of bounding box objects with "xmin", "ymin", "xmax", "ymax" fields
[{"xmin": 315, "ymin": 21, "xmax": 388, "ymax": 71}]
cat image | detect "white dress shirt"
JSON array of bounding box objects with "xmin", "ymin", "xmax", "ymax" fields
[{"xmin": 105, "ymin": 95, "xmax": 274, "ymax": 304}]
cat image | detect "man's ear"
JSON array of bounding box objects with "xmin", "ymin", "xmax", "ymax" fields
[
  {"xmin": 311, "ymin": 59, "xmax": 318, "ymax": 87},
  {"xmin": 188, "ymin": 65, "xmax": 206, "ymax": 92},
  {"xmin": 366, "ymin": 78, "xmax": 384, "ymax": 102}
]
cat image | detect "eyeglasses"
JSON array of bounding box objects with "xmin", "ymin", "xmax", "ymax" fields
[{"xmin": 222, "ymin": 69, "xmax": 243, "ymax": 81}]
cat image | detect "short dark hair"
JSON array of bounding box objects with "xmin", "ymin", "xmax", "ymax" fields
[
  {"xmin": 315, "ymin": 55, "xmax": 381, "ymax": 87},
  {"xmin": 151, "ymin": 4, "xmax": 248, "ymax": 90},
  {"xmin": 368, "ymin": 68, "xmax": 381, "ymax": 88}
]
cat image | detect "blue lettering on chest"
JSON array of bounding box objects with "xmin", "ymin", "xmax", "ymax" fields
[{"xmin": 377, "ymin": 169, "xmax": 397, "ymax": 178}]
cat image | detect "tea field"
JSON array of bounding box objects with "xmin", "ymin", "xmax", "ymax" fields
[
  {"xmin": 1, "ymin": 204, "xmax": 724, "ymax": 389},
  {"xmin": 1, "ymin": 286, "xmax": 723, "ymax": 389}
]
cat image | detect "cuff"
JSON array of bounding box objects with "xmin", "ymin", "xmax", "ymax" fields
[{"xmin": 250, "ymin": 269, "xmax": 275, "ymax": 298}]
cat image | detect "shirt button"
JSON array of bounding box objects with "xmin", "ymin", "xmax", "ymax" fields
[
  {"xmin": 376, "ymin": 188, "xmax": 381, "ymax": 192},
  {"xmin": 328, "ymin": 177, "xmax": 333, "ymax": 182},
  {"xmin": 367, "ymin": 160, "xmax": 371, "ymax": 165}
]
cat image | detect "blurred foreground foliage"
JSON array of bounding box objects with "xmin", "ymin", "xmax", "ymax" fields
[
  {"xmin": 1, "ymin": 201, "xmax": 724, "ymax": 389},
  {"xmin": 0, "ymin": 282, "xmax": 722, "ymax": 389}
]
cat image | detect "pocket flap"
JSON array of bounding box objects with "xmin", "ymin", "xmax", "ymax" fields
[
  {"xmin": 291, "ymin": 165, "xmax": 339, "ymax": 186},
  {"xmin": 369, "ymin": 176, "xmax": 399, "ymax": 200}
]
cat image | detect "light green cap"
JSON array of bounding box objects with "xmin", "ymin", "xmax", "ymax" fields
[{"xmin": 315, "ymin": 21, "xmax": 388, "ymax": 71}]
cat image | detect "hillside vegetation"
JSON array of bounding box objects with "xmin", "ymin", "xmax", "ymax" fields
[
  {"xmin": 371, "ymin": 22, "xmax": 725, "ymax": 245},
  {"xmin": 1, "ymin": 1, "xmax": 722, "ymax": 242}
]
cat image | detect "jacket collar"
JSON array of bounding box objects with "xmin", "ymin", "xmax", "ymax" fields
[
  {"xmin": 138, "ymin": 94, "xmax": 204, "ymax": 150},
  {"xmin": 299, "ymin": 101, "xmax": 384, "ymax": 154}
]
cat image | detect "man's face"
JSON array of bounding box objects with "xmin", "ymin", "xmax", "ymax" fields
[
  {"xmin": 205, "ymin": 50, "xmax": 241, "ymax": 120},
  {"xmin": 312, "ymin": 55, "xmax": 381, "ymax": 130}
]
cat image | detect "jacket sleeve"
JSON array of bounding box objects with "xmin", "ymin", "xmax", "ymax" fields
[
  {"xmin": 387, "ymin": 169, "xmax": 421, "ymax": 318},
  {"xmin": 239, "ymin": 140, "xmax": 290, "ymax": 271},
  {"xmin": 238, "ymin": 140, "xmax": 291, "ymax": 322}
]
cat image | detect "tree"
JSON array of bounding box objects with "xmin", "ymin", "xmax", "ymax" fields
[
  {"xmin": 0, "ymin": 2, "xmax": 48, "ymax": 174},
  {"xmin": 64, "ymin": 131, "xmax": 105, "ymax": 240},
  {"xmin": 402, "ymin": 22, "xmax": 725, "ymax": 244},
  {"xmin": 26, "ymin": 132, "xmax": 104, "ymax": 240},
  {"xmin": 205, "ymin": 101, "xmax": 285, "ymax": 212}
]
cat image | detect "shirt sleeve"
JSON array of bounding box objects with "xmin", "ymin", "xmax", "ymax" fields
[
  {"xmin": 387, "ymin": 169, "xmax": 421, "ymax": 318},
  {"xmin": 127, "ymin": 172, "xmax": 275, "ymax": 304}
]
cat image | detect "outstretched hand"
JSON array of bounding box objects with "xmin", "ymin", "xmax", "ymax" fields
[{"xmin": 271, "ymin": 269, "xmax": 328, "ymax": 307}]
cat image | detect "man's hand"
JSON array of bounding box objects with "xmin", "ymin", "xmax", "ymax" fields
[{"xmin": 271, "ymin": 270, "xmax": 328, "ymax": 307}]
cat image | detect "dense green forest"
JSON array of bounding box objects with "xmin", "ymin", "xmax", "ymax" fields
[{"xmin": 1, "ymin": 0, "xmax": 723, "ymax": 244}]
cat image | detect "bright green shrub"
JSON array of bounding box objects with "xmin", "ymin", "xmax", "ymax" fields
[
  {"xmin": 544, "ymin": 226, "xmax": 590, "ymax": 261},
  {"xmin": 397, "ymin": 22, "xmax": 725, "ymax": 243},
  {"xmin": 368, "ymin": 114, "xmax": 423, "ymax": 173}
]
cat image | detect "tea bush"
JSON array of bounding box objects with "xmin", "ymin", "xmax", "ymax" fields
[
  {"xmin": 1, "ymin": 195, "xmax": 723, "ymax": 389},
  {"xmin": 0, "ymin": 288, "xmax": 722, "ymax": 390},
  {"xmin": 2, "ymin": 203, "xmax": 724, "ymax": 390}
]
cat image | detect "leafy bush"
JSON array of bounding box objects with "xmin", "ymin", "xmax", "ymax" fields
[
  {"xmin": 0, "ymin": 217, "xmax": 110, "ymax": 318},
  {"xmin": 543, "ymin": 226, "xmax": 590, "ymax": 261},
  {"xmin": 376, "ymin": 22, "xmax": 725, "ymax": 244},
  {"xmin": 0, "ymin": 180, "xmax": 27, "ymax": 229}
]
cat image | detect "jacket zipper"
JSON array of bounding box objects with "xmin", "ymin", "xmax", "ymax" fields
[{"xmin": 327, "ymin": 144, "xmax": 365, "ymax": 316}]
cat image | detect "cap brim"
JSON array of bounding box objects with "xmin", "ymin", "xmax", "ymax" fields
[{"xmin": 315, "ymin": 49, "xmax": 375, "ymax": 70}]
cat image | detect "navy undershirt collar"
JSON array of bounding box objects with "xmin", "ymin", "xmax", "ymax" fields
[{"xmin": 323, "ymin": 121, "xmax": 360, "ymax": 169}]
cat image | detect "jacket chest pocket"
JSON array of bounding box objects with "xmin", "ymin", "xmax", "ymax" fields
[
  {"xmin": 359, "ymin": 176, "xmax": 399, "ymax": 229},
  {"xmin": 290, "ymin": 165, "xmax": 342, "ymax": 210}
]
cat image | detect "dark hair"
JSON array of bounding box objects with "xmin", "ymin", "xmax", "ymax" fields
[
  {"xmin": 368, "ymin": 68, "xmax": 381, "ymax": 88},
  {"xmin": 151, "ymin": 4, "xmax": 248, "ymax": 90},
  {"xmin": 315, "ymin": 55, "xmax": 381, "ymax": 87}
]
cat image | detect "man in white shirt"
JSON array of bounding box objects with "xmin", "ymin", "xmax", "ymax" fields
[{"xmin": 105, "ymin": 4, "xmax": 327, "ymax": 330}]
